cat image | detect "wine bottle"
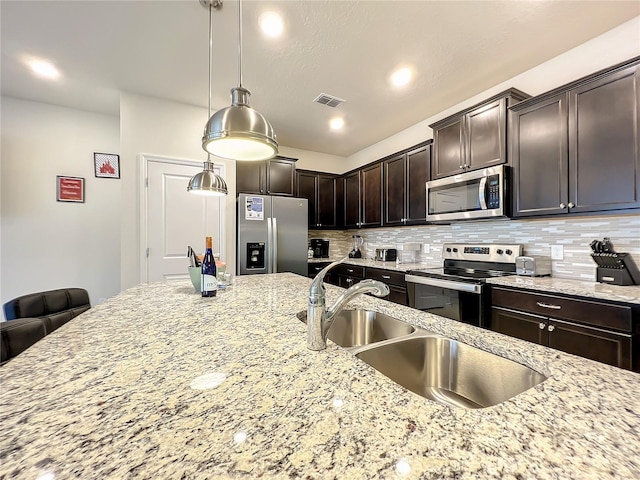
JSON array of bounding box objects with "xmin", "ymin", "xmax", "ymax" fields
[{"xmin": 201, "ymin": 236, "xmax": 217, "ymax": 297}]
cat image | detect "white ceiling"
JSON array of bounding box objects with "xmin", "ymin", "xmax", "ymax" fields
[{"xmin": 2, "ymin": 1, "xmax": 639, "ymax": 157}]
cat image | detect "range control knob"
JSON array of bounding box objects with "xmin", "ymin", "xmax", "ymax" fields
[
  {"xmin": 446, "ymin": 248, "xmax": 452, "ymax": 253},
  {"xmin": 496, "ymin": 249, "xmax": 504, "ymax": 255},
  {"xmin": 453, "ymin": 248, "xmax": 458, "ymax": 253},
  {"xmin": 505, "ymin": 249, "xmax": 512, "ymax": 255}
]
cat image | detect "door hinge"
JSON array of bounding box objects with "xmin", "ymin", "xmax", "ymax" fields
[{"xmin": 146, "ymin": 248, "xmax": 150, "ymax": 258}]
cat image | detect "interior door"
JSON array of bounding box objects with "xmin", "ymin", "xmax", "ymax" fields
[{"xmin": 145, "ymin": 158, "xmax": 223, "ymax": 282}]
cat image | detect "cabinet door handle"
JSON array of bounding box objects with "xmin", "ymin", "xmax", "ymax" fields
[
  {"xmin": 459, "ymin": 165, "xmax": 465, "ymax": 169},
  {"xmin": 567, "ymin": 202, "xmax": 575, "ymax": 208},
  {"xmin": 548, "ymin": 325, "xmax": 556, "ymax": 332},
  {"xmin": 559, "ymin": 203, "xmax": 566, "ymax": 208},
  {"xmin": 537, "ymin": 302, "xmax": 561, "ymax": 310},
  {"xmin": 539, "ymin": 322, "xmax": 546, "ymax": 330},
  {"xmin": 346, "ymin": 278, "xmax": 353, "ymax": 284},
  {"xmin": 382, "ymin": 275, "xmax": 391, "ymax": 279},
  {"xmin": 347, "ymin": 269, "xmax": 354, "ymax": 273}
]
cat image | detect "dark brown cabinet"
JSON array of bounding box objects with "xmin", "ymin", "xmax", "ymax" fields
[
  {"xmin": 307, "ymin": 262, "xmax": 334, "ymax": 284},
  {"xmin": 366, "ymin": 267, "xmax": 407, "ymax": 306},
  {"xmin": 343, "ymin": 171, "xmax": 361, "ymax": 228},
  {"xmin": 342, "ymin": 163, "xmax": 383, "ymax": 228},
  {"xmin": 511, "ymin": 58, "xmax": 640, "ymax": 217},
  {"xmin": 383, "ymin": 142, "xmax": 432, "ymax": 226},
  {"xmin": 430, "ymin": 89, "xmax": 529, "ymax": 179},
  {"xmin": 326, "ymin": 263, "xmax": 407, "ymax": 306},
  {"xmin": 333, "ymin": 264, "xmax": 365, "ymax": 289},
  {"xmin": 296, "ymin": 170, "xmax": 338, "ymax": 228},
  {"xmin": 361, "ymin": 163, "xmax": 383, "ymax": 227},
  {"xmin": 489, "ymin": 286, "xmax": 638, "ymax": 372},
  {"xmin": 236, "ymin": 156, "xmax": 297, "ymax": 196}
]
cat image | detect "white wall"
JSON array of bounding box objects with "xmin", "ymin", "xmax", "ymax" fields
[
  {"xmin": 0, "ymin": 97, "xmax": 120, "ymax": 307},
  {"xmin": 278, "ymin": 146, "xmax": 346, "ymax": 174},
  {"xmin": 119, "ymin": 92, "xmax": 238, "ymax": 290},
  {"xmin": 345, "ymin": 16, "xmax": 640, "ymax": 171}
]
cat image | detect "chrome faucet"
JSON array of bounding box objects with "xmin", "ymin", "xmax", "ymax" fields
[{"xmin": 307, "ymin": 257, "xmax": 390, "ymax": 350}]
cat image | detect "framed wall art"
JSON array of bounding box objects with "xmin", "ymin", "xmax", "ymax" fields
[
  {"xmin": 94, "ymin": 152, "xmax": 120, "ymax": 179},
  {"xmin": 57, "ymin": 176, "xmax": 85, "ymax": 203}
]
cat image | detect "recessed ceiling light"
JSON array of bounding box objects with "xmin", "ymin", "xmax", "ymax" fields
[
  {"xmin": 25, "ymin": 58, "xmax": 61, "ymax": 80},
  {"xmin": 390, "ymin": 67, "xmax": 412, "ymax": 87},
  {"xmin": 259, "ymin": 11, "xmax": 283, "ymax": 38},
  {"xmin": 329, "ymin": 117, "xmax": 344, "ymax": 130}
]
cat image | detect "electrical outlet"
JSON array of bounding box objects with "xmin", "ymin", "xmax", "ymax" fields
[
  {"xmin": 551, "ymin": 245, "xmax": 564, "ymax": 260},
  {"xmin": 422, "ymin": 243, "xmax": 431, "ymax": 254}
]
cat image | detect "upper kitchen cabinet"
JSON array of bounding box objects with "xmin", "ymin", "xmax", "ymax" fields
[
  {"xmin": 430, "ymin": 89, "xmax": 530, "ymax": 179},
  {"xmin": 383, "ymin": 141, "xmax": 432, "ymax": 226},
  {"xmin": 360, "ymin": 162, "xmax": 383, "ymax": 227},
  {"xmin": 343, "ymin": 170, "xmax": 361, "ymax": 228},
  {"xmin": 342, "ymin": 162, "xmax": 383, "ymax": 228},
  {"xmin": 296, "ymin": 170, "xmax": 338, "ymax": 229},
  {"xmin": 511, "ymin": 57, "xmax": 640, "ymax": 217},
  {"xmin": 236, "ymin": 156, "xmax": 297, "ymax": 196}
]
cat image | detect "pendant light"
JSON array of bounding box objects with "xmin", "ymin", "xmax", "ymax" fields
[
  {"xmin": 201, "ymin": 0, "xmax": 278, "ymax": 161},
  {"xmin": 188, "ymin": 0, "xmax": 228, "ymax": 196}
]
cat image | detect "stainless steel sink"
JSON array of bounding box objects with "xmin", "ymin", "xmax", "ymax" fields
[
  {"xmin": 297, "ymin": 309, "xmax": 415, "ymax": 348},
  {"xmin": 355, "ymin": 335, "xmax": 547, "ymax": 409}
]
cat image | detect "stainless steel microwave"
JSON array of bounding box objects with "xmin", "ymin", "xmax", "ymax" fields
[{"xmin": 426, "ymin": 165, "xmax": 508, "ymax": 222}]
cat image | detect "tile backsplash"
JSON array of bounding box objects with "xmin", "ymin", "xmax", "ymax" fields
[{"xmin": 309, "ymin": 213, "xmax": 640, "ymax": 281}]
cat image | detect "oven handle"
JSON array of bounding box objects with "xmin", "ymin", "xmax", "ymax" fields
[{"xmin": 405, "ymin": 274, "xmax": 483, "ymax": 294}]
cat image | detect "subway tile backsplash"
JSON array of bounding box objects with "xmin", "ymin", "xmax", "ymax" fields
[{"xmin": 309, "ymin": 213, "xmax": 640, "ymax": 281}]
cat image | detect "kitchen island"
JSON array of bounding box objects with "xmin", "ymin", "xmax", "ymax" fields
[{"xmin": 1, "ymin": 273, "xmax": 639, "ymax": 479}]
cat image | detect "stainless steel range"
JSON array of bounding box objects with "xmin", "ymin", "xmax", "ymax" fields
[{"xmin": 405, "ymin": 243, "xmax": 522, "ymax": 327}]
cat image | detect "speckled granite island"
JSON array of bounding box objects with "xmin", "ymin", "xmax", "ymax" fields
[{"xmin": 1, "ymin": 273, "xmax": 639, "ymax": 479}]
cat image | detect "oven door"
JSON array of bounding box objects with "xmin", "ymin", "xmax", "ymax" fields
[{"xmin": 405, "ymin": 274, "xmax": 484, "ymax": 327}]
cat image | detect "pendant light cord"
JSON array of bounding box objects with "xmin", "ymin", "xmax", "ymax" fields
[
  {"xmin": 207, "ymin": 2, "xmax": 214, "ymax": 163},
  {"xmin": 237, "ymin": 0, "xmax": 243, "ymax": 88}
]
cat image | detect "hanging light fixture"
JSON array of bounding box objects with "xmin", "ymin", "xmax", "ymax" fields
[
  {"xmin": 201, "ymin": 0, "xmax": 278, "ymax": 161},
  {"xmin": 188, "ymin": 0, "xmax": 228, "ymax": 196}
]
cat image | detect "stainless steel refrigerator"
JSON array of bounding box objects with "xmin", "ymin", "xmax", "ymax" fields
[{"xmin": 237, "ymin": 193, "xmax": 308, "ymax": 276}]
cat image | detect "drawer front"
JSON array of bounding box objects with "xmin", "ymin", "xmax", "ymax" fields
[
  {"xmin": 491, "ymin": 287, "xmax": 632, "ymax": 332},
  {"xmin": 366, "ymin": 267, "xmax": 405, "ymax": 286},
  {"xmin": 333, "ymin": 264, "xmax": 365, "ymax": 278},
  {"xmin": 308, "ymin": 262, "xmax": 331, "ymax": 278}
]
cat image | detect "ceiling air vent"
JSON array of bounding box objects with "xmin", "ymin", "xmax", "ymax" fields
[{"xmin": 313, "ymin": 93, "xmax": 346, "ymax": 108}]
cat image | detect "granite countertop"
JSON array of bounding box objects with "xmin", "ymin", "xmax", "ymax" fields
[
  {"xmin": 1, "ymin": 273, "xmax": 639, "ymax": 479},
  {"xmin": 308, "ymin": 257, "xmax": 438, "ymax": 273},
  {"xmin": 487, "ymin": 275, "xmax": 640, "ymax": 305}
]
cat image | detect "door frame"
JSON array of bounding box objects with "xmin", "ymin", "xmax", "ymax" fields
[{"xmin": 138, "ymin": 153, "xmax": 226, "ymax": 283}]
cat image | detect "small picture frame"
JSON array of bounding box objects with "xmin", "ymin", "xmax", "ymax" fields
[
  {"xmin": 57, "ymin": 176, "xmax": 85, "ymax": 203},
  {"xmin": 94, "ymin": 152, "xmax": 120, "ymax": 179}
]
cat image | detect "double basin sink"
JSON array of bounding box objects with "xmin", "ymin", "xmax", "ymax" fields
[{"xmin": 297, "ymin": 309, "xmax": 546, "ymax": 409}]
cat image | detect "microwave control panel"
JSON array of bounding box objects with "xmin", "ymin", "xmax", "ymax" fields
[{"xmin": 487, "ymin": 175, "xmax": 501, "ymax": 209}]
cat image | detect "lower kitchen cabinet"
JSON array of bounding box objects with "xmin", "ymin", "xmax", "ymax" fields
[
  {"xmin": 489, "ymin": 286, "xmax": 639, "ymax": 372},
  {"xmin": 324, "ymin": 264, "xmax": 407, "ymax": 306},
  {"xmin": 333, "ymin": 264, "xmax": 365, "ymax": 289},
  {"xmin": 307, "ymin": 262, "xmax": 334, "ymax": 284},
  {"xmin": 365, "ymin": 267, "xmax": 408, "ymax": 306}
]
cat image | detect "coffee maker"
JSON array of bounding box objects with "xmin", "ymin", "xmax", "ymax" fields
[
  {"xmin": 310, "ymin": 238, "xmax": 330, "ymax": 258},
  {"xmin": 349, "ymin": 235, "xmax": 363, "ymax": 258}
]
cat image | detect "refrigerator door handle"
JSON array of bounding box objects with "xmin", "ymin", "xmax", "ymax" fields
[
  {"xmin": 267, "ymin": 217, "xmax": 273, "ymax": 273},
  {"xmin": 272, "ymin": 217, "xmax": 278, "ymax": 273}
]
